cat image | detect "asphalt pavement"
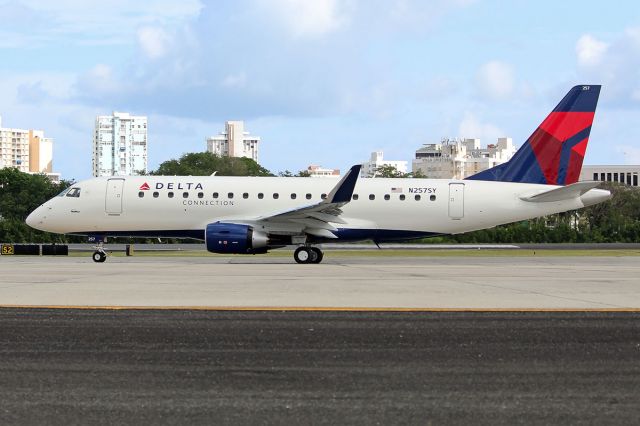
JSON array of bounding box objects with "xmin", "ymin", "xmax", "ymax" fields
[{"xmin": 0, "ymin": 309, "xmax": 639, "ymax": 425}]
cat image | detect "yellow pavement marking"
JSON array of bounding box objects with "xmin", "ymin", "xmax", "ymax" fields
[{"xmin": 0, "ymin": 305, "xmax": 639, "ymax": 312}]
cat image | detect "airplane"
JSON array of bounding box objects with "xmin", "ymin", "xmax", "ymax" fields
[{"xmin": 26, "ymin": 85, "xmax": 611, "ymax": 264}]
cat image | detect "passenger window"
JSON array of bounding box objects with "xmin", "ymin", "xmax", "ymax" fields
[
  {"xmin": 228, "ymin": 192, "xmax": 234, "ymax": 199},
  {"xmin": 306, "ymin": 193, "xmax": 312, "ymax": 200},
  {"xmin": 291, "ymin": 193, "xmax": 297, "ymax": 199},
  {"xmin": 321, "ymin": 193, "xmax": 327, "ymax": 200},
  {"xmin": 273, "ymin": 193, "xmax": 279, "ymax": 199},
  {"xmin": 400, "ymin": 194, "xmax": 405, "ymax": 201},
  {"xmin": 138, "ymin": 191, "xmax": 144, "ymax": 198},
  {"xmin": 183, "ymin": 192, "xmax": 189, "ymax": 199},
  {"xmin": 352, "ymin": 194, "xmax": 359, "ymax": 200},
  {"xmin": 430, "ymin": 195, "xmax": 436, "ymax": 201},
  {"xmin": 258, "ymin": 193, "xmax": 264, "ymax": 199},
  {"xmin": 198, "ymin": 192, "xmax": 204, "ymax": 199},
  {"xmin": 153, "ymin": 191, "xmax": 159, "ymax": 198},
  {"xmin": 384, "ymin": 194, "xmax": 390, "ymax": 200},
  {"xmin": 243, "ymin": 193, "xmax": 249, "ymax": 199},
  {"xmin": 213, "ymin": 192, "xmax": 218, "ymax": 198},
  {"xmin": 168, "ymin": 192, "xmax": 174, "ymax": 198},
  {"xmin": 415, "ymin": 195, "xmax": 421, "ymax": 201},
  {"xmin": 369, "ymin": 194, "xmax": 375, "ymax": 200}
]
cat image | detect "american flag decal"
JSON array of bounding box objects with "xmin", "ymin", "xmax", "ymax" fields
[{"xmin": 391, "ymin": 187, "xmax": 403, "ymax": 193}]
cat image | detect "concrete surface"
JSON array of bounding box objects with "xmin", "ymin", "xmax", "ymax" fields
[{"xmin": 1, "ymin": 255, "xmax": 639, "ymax": 309}]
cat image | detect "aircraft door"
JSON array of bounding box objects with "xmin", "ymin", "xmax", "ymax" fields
[
  {"xmin": 105, "ymin": 178, "xmax": 125, "ymax": 215},
  {"xmin": 448, "ymin": 183, "xmax": 464, "ymax": 219}
]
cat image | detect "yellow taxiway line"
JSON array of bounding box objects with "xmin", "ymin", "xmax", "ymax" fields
[{"xmin": 1, "ymin": 305, "xmax": 640, "ymax": 312}]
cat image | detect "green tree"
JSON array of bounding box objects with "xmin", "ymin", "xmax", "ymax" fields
[
  {"xmin": 374, "ymin": 165, "xmax": 425, "ymax": 178},
  {"xmin": 151, "ymin": 152, "xmax": 272, "ymax": 176},
  {"xmin": 278, "ymin": 169, "xmax": 311, "ymax": 177},
  {"xmin": 375, "ymin": 165, "xmax": 405, "ymax": 178},
  {"xmin": 0, "ymin": 168, "xmax": 72, "ymax": 243}
]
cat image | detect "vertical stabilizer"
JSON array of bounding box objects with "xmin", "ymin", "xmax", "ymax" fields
[{"xmin": 466, "ymin": 85, "xmax": 601, "ymax": 185}]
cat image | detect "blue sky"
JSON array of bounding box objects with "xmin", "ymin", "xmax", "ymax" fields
[{"xmin": 1, "ymin": 0, "xmax": 639, "ymax": 180}]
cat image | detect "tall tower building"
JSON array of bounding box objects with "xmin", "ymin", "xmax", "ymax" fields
[
  {"xmin": 29, "ymin": 130, "xmax": 53, "ymax": 174},
  {"xmin": 206, "ymin": 121, "xmax": 260, "ymax": 162},
  {"xmin": 93, "ymin": 112, "xmax": 147, "ymax": 177}
]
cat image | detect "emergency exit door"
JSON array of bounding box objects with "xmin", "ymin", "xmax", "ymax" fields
[
  {"xmin": 448, "ymin": 183, "xmax": 464, "ymax": 219},
  {"xmin": 105, "ymin": 178, "xmax": 125, "ymax": 215}
]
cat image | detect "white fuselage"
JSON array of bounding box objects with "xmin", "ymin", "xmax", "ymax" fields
[{"xmin": 26, "ymin": 175, "xmax": 610, "ymax": 242}]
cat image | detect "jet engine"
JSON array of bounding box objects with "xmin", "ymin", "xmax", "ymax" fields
[{"xmin": 205, "ymin": 222, "xmax": 269, "ymax": 254}]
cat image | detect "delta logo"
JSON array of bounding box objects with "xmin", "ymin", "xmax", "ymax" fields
[{"xmin": 138, "ymin": 181, "xmax": 204, "ymax": 191}]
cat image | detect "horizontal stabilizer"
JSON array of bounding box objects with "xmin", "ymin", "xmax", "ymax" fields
[{"xmin": 520, "ymin": 181, "xmax": 602, "ymax": 203}]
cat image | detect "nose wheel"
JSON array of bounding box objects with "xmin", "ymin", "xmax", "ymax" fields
[
  {"xmin": 294, "ymin": 246, "xmax": 324, "ymax": 264},
  {"xmin": 92, "ymin": 251, "xmax": 107, "ymax": 263},
  {"xmin": 92, "ymin": 241, "xmax": 107, "ymax": 263}
]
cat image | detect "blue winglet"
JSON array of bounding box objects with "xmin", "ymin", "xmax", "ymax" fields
[{"xmin": 327, "ymin": 165, "xmax": 361, "ymax": 203}]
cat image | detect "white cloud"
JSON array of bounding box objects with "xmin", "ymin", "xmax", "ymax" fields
[
  {"xmin": 458, "ymin": 111, "xmax": 505, "ymax": 141},
  {"xmin": 575, "ymin": 27, "xmax": 640, "ymax": 106},
  {"xmin": 1, "ymin": 0, "xmax": 202, "ymax": 47},
  {"xmin": 76, "ymin": 64, "xmax": 119, "ymax": 95},
  {"xmin": 576, "ymin": 34, "xmax": 609, "ymax": 66},
  {"xmin": 138, "ymin": 26, "xmax": 171, "ymax": 59},
  {"xmin": 475, "ymin": 60, "xmax": 515, "ymax": 100},
  {"xmin": 260, "ymin": 0, "xmax": 350, "ymax": 38}
]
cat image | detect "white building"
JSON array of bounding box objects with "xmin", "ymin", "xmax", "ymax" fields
[
  {"xmin": 580, "ymin": 165, "xmax": 640, "ymax": 187},
  {"xmin": 207, "ymin": 121, "xmax": 260, "ymax": 162},
  {"xmin": 0, "ymin": 115, "xmax": 58, "ymax": 180},
  {"xmin": 306, "ymin": 164, "xmax": 340, "ymax": 177},
  {"xmin": 361, "ymin": 151, "xmax": 408, "ymax": 178},
  {"xmin": 93, "ymin": 112, "xmax": 147, "ymax": 177},
  {"xmin": 412, "ymin": 137, "xmax": 517, "ymax": 179}
]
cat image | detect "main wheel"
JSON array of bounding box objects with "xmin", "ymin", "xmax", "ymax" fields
[
  {"xmin": 294, "ymin": 247, "xmax": 311, "ymax": 264},
  {"xmin": 309, "ymin": 247, "xmax": 324, "ymax": 264},
  {"xmin": 92, "ymin": 251, "xmax": 106, "ymax": 263}
]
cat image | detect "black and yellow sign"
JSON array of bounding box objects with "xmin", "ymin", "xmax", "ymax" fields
[{"xmin": 1, "ymin": 244, "xmax": 15, "ymax": 255}]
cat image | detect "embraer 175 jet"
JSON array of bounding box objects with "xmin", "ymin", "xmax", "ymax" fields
[{"xmin": 27, "ymin": 85, "xmax": 611, "ymax": 263}]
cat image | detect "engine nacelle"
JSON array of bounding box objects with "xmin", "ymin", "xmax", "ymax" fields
[{"xmin": 205, "ymin": 223, "xmax": 269, "ymax": 254}]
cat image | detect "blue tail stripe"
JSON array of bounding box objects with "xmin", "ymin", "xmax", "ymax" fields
[
  {"xmin": 553, "ymin": 85, "xmax": 601, "ymax": 112},
  {"xmin": 466, "ymin": 142, "xmax": 546, "ymax": 184}
]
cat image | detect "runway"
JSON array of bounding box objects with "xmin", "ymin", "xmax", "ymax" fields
[
  {"xmin": 1, "ymin": 309, "xmax": 639, "ymax": 425},
  {"xmin": 2, "ymin": 254, "xmax": 639, "ymax": 424},
  {"xmin": 0, "ymin": 254, "xmax": 639, "ymax": 309}
]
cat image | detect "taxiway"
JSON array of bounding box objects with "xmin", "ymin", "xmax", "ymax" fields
[{"xmin": 1, "ymin": 254, "xmax": 639, "ymax": 309}]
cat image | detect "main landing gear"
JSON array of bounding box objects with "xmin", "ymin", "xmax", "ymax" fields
[
  {"xmin": 294, "ymin": 246, "xmax": 324, "ymax": 264},
  {"xmin": 92, "ymin": 241, "xmax": 107, "ymax": 263}
]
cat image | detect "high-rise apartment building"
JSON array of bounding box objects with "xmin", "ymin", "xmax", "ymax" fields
[
  {"xmin": 93, "ymin": 112, "xmax": 147, "ymax": 177},
  {"xmin": 206, "ymin": 121, "xmax": 260, "ymax": 162},
  {"xmin": 0, "ymin": 115, "xmax": 58, "ymax": 181},
  {"xmin": 412, "ymin": 137, "xmax": 517, "ymax": 179}
]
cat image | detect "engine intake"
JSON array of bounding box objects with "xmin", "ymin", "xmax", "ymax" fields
[{"xmin": 205, "ymin": 223, "xmax": 269, "ymax": 254}]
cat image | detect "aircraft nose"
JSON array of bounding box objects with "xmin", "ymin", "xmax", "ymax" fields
[{"xmin": 26, "ymin": 207, "xmax": 43, "ymax": 229}]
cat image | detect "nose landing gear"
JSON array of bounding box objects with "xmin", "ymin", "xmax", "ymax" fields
[
  {"xmin": 91, "ymin": 240, "xmax": 107, "ymax": 263},
  {"xmin": 294, "ymin": 246, "xmax": 324, "ymax": 264}
]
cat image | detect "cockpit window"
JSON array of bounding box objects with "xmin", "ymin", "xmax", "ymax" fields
[
  {"xmin": 57, "ymin": 188, "xmax": 71, "ymax": 197},
  {"xmin": 66, "ymin": 188, "xmax": 81, "ymax": 198}
]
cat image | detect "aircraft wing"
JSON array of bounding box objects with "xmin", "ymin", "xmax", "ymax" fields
[{"xmin": 220, "ymin": 165, "xmax": 361, "ymax": 239}]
